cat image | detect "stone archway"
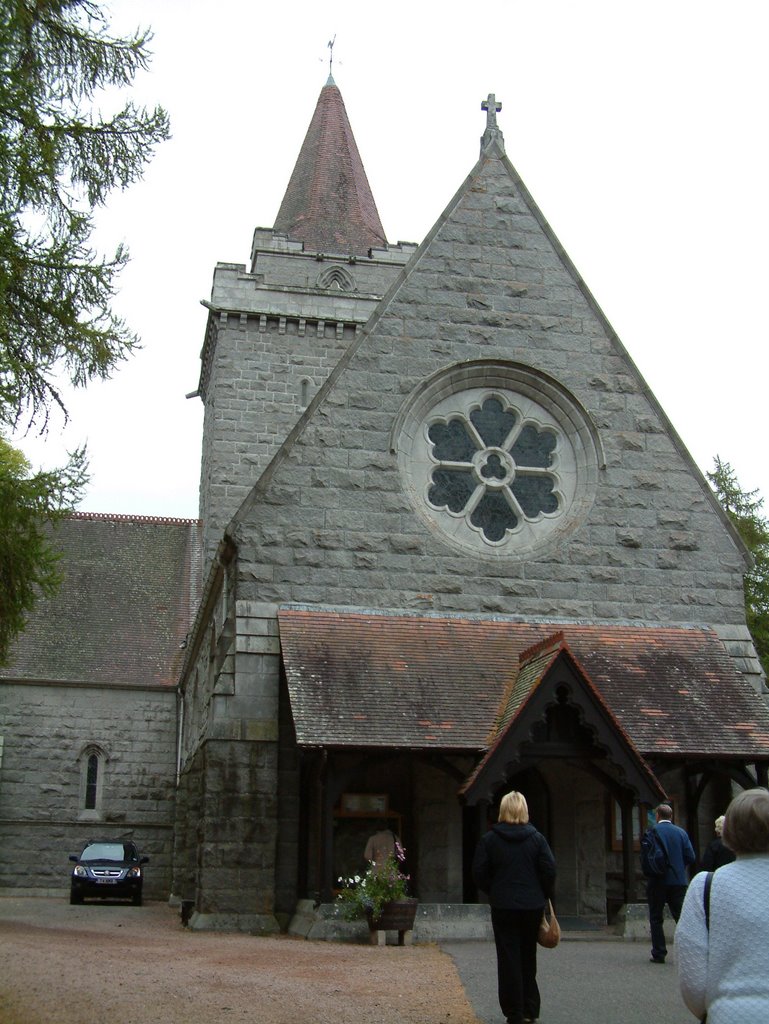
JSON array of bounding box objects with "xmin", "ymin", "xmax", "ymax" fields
[
  {"xmin": 487, "ymin": 766, "xmax": 552, "ymax": 841},
  {"xmin": 482, "ymin": 761, "xmax": 611, "ymax": 920},
  {"xmin": 459, "ymin": 636, "xmax": 668, "ymax": 921}
]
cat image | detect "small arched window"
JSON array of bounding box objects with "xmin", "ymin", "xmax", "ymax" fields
[
  {"xmin": 300, "ymin": 378, "xmax": 310, "ymax": 407},
  {"xmin": 78, "ymin": 745, "xmax": 107, "ymax": 819},
  {"xmin": 85, "ymin": 753, "xmax": 99, "ymax": 810}
]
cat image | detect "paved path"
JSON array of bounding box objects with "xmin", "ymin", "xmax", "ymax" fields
[{"xmin": 443, "ymin": 935, "xmax": 695, "ymax": 1024}]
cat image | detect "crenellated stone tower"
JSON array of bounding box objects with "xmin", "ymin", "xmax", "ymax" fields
[{"xmin": 196, "ymin": 76, "xmax": 416, "ymax": 565}]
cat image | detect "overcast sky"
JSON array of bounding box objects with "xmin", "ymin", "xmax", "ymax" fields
[{"xmin": 11, "ymin": 0, "xmax": 769, "ymax": 519}]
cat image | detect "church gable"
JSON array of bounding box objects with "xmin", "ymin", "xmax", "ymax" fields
[
  {"xmin": 460, "ymin": 631, "xmax": 665, "ymax": 808},
  {"xmin": 228, "ymin": 124, "xmax": 745, "ymax": 629}
]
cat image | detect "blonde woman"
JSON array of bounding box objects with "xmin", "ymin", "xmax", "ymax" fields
[
  {"xmin": 472, "ymin": 791, "xmax": 556, "ymax": 1024},
  {"xmin": 701, "ymin": 814, "xmax": 736, "ymax": 872}
]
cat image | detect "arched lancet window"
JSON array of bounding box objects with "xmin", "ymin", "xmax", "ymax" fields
[
  {"xmin": 78, "ymin": 745, "xmax": 107, "ymax": 819},
  {"xmin": 300, "ymin": 378, "xmax": 310, "ymax": 407},
  {"xmin": 85, "ymin": 752, "xmax": 99, "ymax": 810}
]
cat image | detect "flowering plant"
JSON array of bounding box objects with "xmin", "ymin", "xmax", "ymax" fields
[{"xmin": 335, "ymin": 841, "xmax": 410, "ymax": 921}]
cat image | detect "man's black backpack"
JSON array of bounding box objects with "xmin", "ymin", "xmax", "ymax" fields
[{"xmin": 640, "ymin": 827, "xmax": 670, "ymax": 877}]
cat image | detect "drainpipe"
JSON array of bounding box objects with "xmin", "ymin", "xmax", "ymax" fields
[{"xmin": 176, "ymin": 689, "xmax": 184, "ymax": 786}]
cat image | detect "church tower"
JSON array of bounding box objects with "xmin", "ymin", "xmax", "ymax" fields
[{"xmin": 196, "ymin": 76, "xmax": 416, "ymax": 564}]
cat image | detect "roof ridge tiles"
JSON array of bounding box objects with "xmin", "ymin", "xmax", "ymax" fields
[
  {"xmin": 518, "ymin": 630, "xmax": 566, "ymax": 664},
  {"xmin": 70, "ymin": 511, "xmax": 201, "ymax": 526}
]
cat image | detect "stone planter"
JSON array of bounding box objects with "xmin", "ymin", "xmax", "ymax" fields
[{"xmin": 367, "ymin": 898, "xmax": 419, "ymax": 945}]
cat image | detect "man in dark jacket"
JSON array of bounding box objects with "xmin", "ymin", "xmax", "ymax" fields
[
  {"xmin": 646, "ymin": 803, "xmax": 696, "ymax": 964},
  {"xmin": 472, "ymin": 791, "xmax": 556, "ymax": 1024}
]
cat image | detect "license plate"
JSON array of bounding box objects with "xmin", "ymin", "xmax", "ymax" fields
[{"xmin": 96, "ymin": 878, "xmax": 118, "ymax": 884}]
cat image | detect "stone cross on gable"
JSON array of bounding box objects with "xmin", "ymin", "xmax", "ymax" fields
[
  {"xmin": 482, "ymin": 94, "xmax": 502, "ymax": 130},
  {"xmin": 480, "ymin": 93, "xmax": 505, "ymax": 155}
]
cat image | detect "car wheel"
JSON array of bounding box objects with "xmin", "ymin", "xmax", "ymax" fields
[
  {"xmin": 69, "ymin": 889, "xmax": 82, "ymax": 905},
  {"xmin": 132, "ymin": 892, "xmax": 142, "ymax": 907}
]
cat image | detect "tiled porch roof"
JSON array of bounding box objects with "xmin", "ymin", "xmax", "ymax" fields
[{"xmin": 278, "ymin": 606, "xmax": 769, "ymax": 757}]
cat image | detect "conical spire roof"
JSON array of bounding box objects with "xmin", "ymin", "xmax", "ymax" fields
[{"xmin": 273, "ymin": 77, "xmax": 388, "ymax": 257}]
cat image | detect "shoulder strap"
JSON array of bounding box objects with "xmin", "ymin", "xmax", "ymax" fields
[
  {"xmin": 653, "ymin": 826, "xmax": 671, "ymax": 865},
  {"xmin": 703, "ymin": 871, "xmax": 713, "ymax": 930}
]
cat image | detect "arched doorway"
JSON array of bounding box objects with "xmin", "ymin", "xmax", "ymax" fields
[
  {"xmin": 460, "ymin": 642, "xmax": 667, "ymax": 920},
  {"xmin": 488, "ymin": 762, "xmax": 609, "ymax": 920}
]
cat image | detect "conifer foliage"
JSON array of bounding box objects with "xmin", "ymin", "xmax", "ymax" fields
[
  {"xmin": 0, "ymin": 0, "xmax": 169, "ymax": 664},
  {"xmin": 0, "ymin": 436, "xmax": 86, "ymax": 662},
  {"xmin": 708, "ymin": 456, "xmax": 769, "ymax": 674},
  {"xmin": 0, "ymin": 0, "xmax": 170, "ymax": 428}
]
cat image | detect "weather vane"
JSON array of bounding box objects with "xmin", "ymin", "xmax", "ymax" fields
[{"xmin": 327, "ymin": 35, "xmax": 336, "ymax": 77}]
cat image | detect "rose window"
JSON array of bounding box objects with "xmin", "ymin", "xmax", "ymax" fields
[
  {"xmin": 393, "ymin": 362, "xmax": 603, "ymax": 559},
  {"xmin": 427, "ymin": 397, "xmax": 560, "ymax": 543}
]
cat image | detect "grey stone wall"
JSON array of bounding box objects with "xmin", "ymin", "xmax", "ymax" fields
[
  {"xmin": 543, "ymin": 764, "xmax": 605, "ymax": 918},
  {"xmin": 171, "ymin": 752, "xmax": 201, "ymax": 902},
  {"xmin": 198, "ymin": 311, "xmax": 354, "ymax": 564},
  {"xmin": 187, "ymin": 739, "xmax": 280, "ymax": 932},
  {"xmin": 0, "ymin": 682, "xmax": 177, "ymax": 897},
  {"xmin": 174, "ymin": 601, "xmax": 284, "ymax": 926},
  {"xmin": 197, "ymin": 241, "xmax": 413, "ymax": 567},
  {"xmin": 177, "ymin": 569, "xmax": 235, "ymax": 771},
  {"xmin": 227, "ymin": 152, "xmax": 747, "ymax": 632},
  {"xmin": 413, "ymin": 759, "xmax": 470, "ymax": 902},
  {"xmin": 275, "ymin": 672, "xmax": 301, "ymax": 921}
]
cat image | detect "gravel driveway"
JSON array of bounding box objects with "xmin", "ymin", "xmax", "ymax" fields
[{"xmin": 0, "ymin": 896, "xmax": 480, "ymax": 1024}]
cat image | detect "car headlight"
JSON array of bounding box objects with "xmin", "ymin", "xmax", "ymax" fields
[
  {"xmin": 126, "ymin": 867, "xmax": 142, "ymax": 878},
  {"xmin": 73, "ymin": 865, "xmax": 88, "ymax": 877}
]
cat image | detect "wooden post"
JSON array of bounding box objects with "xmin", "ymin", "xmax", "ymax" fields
[
  {"xmin": 319, "ymin": 751, "xmax": 334, "ymax": 902},
  {"xmin": 621, "ymin": 795, "xmax": 636, "ymax": 904}
]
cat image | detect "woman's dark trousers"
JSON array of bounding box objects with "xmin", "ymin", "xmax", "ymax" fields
[{"xmin": 490, "ymin": 906, "xmax": 544, "ymax": 1024}]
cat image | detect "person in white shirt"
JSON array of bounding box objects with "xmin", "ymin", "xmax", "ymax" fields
[{"xmin": 676, "ymin": 787, "xmax": 769, "ymax": 1023}]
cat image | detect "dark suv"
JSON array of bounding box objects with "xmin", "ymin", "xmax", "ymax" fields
[{"xmin": 69, "ymin": 840, "xmax": 149, "ymax": 905}]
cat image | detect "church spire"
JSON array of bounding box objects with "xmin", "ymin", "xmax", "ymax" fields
[{"xmin": 273, "ymin": 79, "xmax": 388, "ymax": 258}]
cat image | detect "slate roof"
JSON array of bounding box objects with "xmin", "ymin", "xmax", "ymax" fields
[
  {"xmin": 278, "ymin": 607, "xmax": 769, "ymax": 758},
  {"xmin": 2, "ymin": 513, "xmax": 202, "ymax": 687},
  {"xmin": 272, "ymin": 77, "xmax": 388, "ymax": 257}
]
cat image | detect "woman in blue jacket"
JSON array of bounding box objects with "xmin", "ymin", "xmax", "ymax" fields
[{"xmin": 472, "ymin": 790, "xmax": 556, "ymax": 1024}]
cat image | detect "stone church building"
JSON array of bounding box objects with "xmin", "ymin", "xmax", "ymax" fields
[{"xmin": 2, "ymin": 78, "xmax": 768, "ymax": 934}]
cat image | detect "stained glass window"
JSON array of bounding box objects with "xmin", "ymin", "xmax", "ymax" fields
[
  {"xmin": 427, "ymin": 396, "xmax": 560, "ymax": 543},
  {"xmin": 85, "ymin": 753, "xmax": 98, "ymax": 810},
  {"xmin": 395, "ymin": 362, "xmax": 600, "ymax": 558}
]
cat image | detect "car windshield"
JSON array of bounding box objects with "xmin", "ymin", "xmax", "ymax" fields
[{"xmin": 80, "ymin": 843, "xmax": 137, "ymax": 862}]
